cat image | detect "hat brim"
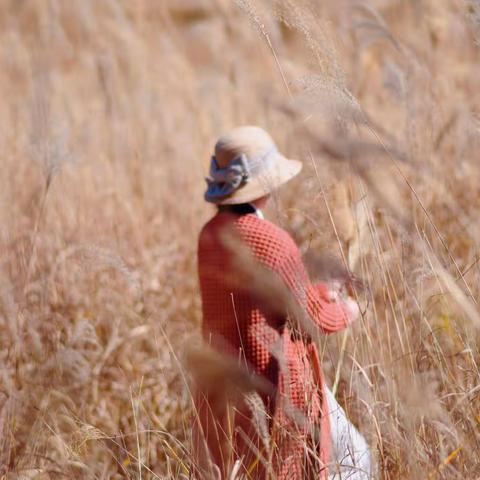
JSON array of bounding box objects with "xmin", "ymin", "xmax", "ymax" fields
[{"xmin": 212, "ymin": 154, "xmax": 302, "ymax": 205}]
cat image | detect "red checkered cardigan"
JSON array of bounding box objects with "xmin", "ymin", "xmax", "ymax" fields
[{"xmin": 196, "ymin": 208, "xmax": 353, "ymax": 479}]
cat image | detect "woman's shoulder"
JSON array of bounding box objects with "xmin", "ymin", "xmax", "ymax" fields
[
  {"xmin": 198, "ymin": 212, "xmax": 229, "ymax": 247},
  {"xmin": 199, "ymin": 212, "xmax": 297, "ymax": 250},
  {"xmin": 235, "ymin": 214, "xmax": 298, "ymax": 253}
]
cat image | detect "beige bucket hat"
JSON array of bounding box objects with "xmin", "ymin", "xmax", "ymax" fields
[{"xmin": 204, "ymin": 126, "xmax": 302, "ymax": 205}]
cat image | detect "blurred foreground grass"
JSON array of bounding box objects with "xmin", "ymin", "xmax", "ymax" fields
[{"xmin": 0, "ymin": 1, "xmax": 480, "ymax": 478}]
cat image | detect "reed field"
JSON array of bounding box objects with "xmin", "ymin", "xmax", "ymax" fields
[{"xmin": 1, "ymin": 0, "xmax": 480, "ymax": 478}]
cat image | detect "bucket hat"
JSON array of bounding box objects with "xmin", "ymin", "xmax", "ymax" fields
[{"xmin": 204, "ymin": 126, "xmax": 302, "ymax": 205}]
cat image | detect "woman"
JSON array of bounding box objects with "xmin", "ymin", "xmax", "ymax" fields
[{"xmin": 195, "ymin": 126, "xmax": 371, "ymax": 479}]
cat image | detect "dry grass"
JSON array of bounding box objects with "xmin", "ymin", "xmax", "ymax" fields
[{"xmin": 1, "ymin": 0, "xmax": 479, "ymax": 478}]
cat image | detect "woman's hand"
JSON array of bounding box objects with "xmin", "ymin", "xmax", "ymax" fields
[
  {"xmin": 343, "ymin": 296, "xmax": 360, "ymax": 323},
  {"xmin": 328, "ymin": 281, "xmax": 360, "ymax": 324},
  {"xmin": 327, "ymin": 281, "xmax": 342, "ymax": 302}
]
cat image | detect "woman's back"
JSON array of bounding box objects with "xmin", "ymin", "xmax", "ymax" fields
[
  {"xmin": 197, "ymin": 208, "xmax": 330, "ymax": 478},
  {"xmin": 198, "ymin": 210, "xmax": 291, "ymax": 378}
]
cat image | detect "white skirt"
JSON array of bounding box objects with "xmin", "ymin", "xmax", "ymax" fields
[{"xmin": 325, "ymin": 385, "xmax": 372, "ymax": 479}]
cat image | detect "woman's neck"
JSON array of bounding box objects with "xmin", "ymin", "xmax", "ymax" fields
[{"xmin": 217, "ymin": 203, "xmax": 263, "ymax": 219}]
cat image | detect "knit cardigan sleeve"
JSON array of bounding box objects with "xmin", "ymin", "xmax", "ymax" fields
[{"xmin": 273, "ymin": 230, "xmax": 353, "ymax": 334}]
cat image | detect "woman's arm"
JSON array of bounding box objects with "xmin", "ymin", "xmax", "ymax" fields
[
  {"xmin": 274, "ymin": 235, "xmax": 358, "ymax": 334},
  {"xmin": 306, "ymin": 281, "xmax": 358, "ymax": 333},
  {"xmin": 237, "ymin": 216, "xmax": 358, "ymax": 334}
]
